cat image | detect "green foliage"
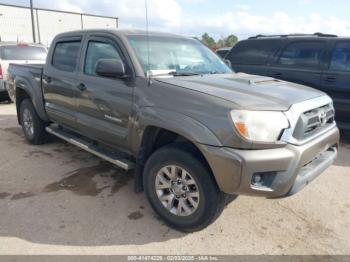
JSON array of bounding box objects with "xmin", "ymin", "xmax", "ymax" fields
[
  {"xmin": 225, "ymin": 34, "xmax": 238, "ymax": 47},
  {"xmin": 200, "ymin": 33, "xmax": 239, "ymax": 49},
  {"xmin": 217, "ymin": 39, "xmax": 225, "ymax": 48},
  {"xmin": 201, "ymin": 33, "xmax": 216, "ymax": 49}
]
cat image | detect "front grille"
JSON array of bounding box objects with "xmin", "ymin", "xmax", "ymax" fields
[{"xmin": 293, "ymin": 103, "xmax": 335, "ymax": 140}]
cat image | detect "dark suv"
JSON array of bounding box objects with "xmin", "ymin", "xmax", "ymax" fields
[{"xmin": 226, "ymin": 33, "xmax": 350, "ymax": 130}]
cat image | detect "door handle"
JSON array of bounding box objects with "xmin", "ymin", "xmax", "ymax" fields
[
  {"xmin": 77, "ymin": 83, "xmax": 87, "ymax": 91},
  {"xmin": 325, "ymin": 76, "xmax": 336, "ymax": 83},
  {"xmin": 274, "ymin": 72, "xmax": 282, "ymax": 77},
  {"xmin": 44, "ymin": 75, "xmax": 52, "ymax": 83}
]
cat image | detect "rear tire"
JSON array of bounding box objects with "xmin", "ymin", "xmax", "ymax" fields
[
  {"xmin": 143, "ymin": 144, "xmax": 226, "ymax": 232},
  {"xmin": 19, "ymin": 99, "xmax": 48, "ymax": 145},
  {"xmin": 0, "ymin": 92, "xmax": 9, "ymax": 103}
]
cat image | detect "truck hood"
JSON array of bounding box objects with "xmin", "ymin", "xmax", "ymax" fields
[{"xmin": 155, "ymin": 73, "xmax": 325, "ymax": 111}]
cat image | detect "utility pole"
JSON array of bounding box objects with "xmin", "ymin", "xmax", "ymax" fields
[{"xmin": 30, "ymin": 0, "xmax": 36, "ymax": 43}]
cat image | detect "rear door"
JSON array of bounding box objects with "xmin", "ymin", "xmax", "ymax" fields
[
  {"xmin": 226, "ymin": 39, "xmax": 282, "ymax": 76},
  {"xmin": 42, "ymin": 37, "xmax": 82, "ymax": 130},
  {"xmin": 268, "ymin": 40, "xmax": 326, "ymax": 88},
  {"xmin": 321, "ymin": 41, "xmax": 350, "ymax": 128},
  {"xmin": 76, "ymin": 34, "xmax": 134, "ymax": 150}
]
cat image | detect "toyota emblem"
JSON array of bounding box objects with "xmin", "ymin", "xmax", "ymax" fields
[{"xmin": 318, "ymin": 111, "xmax": 327, "ymax": 126}]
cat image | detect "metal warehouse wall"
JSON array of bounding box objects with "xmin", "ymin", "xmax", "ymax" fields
[{"xmin": 0, "ymin": 4, "xmax": 118, "ymax": 46}]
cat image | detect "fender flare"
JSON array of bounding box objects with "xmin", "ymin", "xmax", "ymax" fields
[
  {"xmin": 131, "ymin": 106, "xmax": 226, "ymax": 193},
  {"xmin": 14, "ymin": 76, "xmax": 49, "ymax": 123},
  {"xmin": 131, "ymin": 107, "xmax": 222, "ymax": 153}
]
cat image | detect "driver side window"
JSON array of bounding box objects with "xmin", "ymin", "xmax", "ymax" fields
[
  {"xmin": 330, "ymin": 42, "xmax": 350, "ymax": 72},
  {"xmin": 84, "ymin": 41, "xmax": 122, "ymax": 76}
]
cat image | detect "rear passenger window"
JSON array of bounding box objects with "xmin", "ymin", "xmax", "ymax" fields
[
  {"xmin": 278, "ymin": 41, "xmax": 324, "ymax": 68},
  {"xmin": 330, "ymin": 42, "xmax": 350, "ymax": 72},
  {"xmin": 84, "ymin": 41, "xmax": 122, "ymax": 76},
  {"xmin": 227, "ymin": 40, "xmax": 280, "ymax": 65},
  {"xmin": 52, "ymin": 41, "xmax": 81, "ymax": 72}
]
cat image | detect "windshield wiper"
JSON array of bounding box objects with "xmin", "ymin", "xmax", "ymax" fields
[
  {"xmin": 168, "ymin": 72, "xmax": 200, "ymax": 77},
  {"xmin": 209, "ymin": 71, "xmax": 226, "ymax": 74}
]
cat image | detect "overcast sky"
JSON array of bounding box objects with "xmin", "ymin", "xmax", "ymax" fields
[{"xmin": 1, "ymin": 0, "xmax": 350, "ymax": 40}]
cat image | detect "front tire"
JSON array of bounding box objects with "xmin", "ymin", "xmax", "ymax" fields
[
  {"xmin": 20, "ymin": 99, "xmax": 48, "ymax": 145},
  {"xmin": 143, "ymin": 144, "xmax": 226, "ymax": 232}
]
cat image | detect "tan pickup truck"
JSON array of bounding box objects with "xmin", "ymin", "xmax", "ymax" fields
[{"xmin": 7, "ymin": 29, "xmax": 339, "ymax": 232}]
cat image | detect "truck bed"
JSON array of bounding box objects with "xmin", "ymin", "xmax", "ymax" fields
[
  {"xmin": 7, "ymin": 63, "xmax": 47, "ymax": 122},
  {"xmin": 9, "ymin": 63, "xmax": 45, "ymax": 69},
  {"xmin": 7, "ymin": 63, "xmax": 44, "ymax": 98}
]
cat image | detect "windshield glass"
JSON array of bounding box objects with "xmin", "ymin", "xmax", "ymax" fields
[
  {"xmin": 1, "ymin": 45, "xmax": 47, "ymax": 60},
  {"xmin": 127, "ymin": 35, "xmax": 232, "ymax": 75}
]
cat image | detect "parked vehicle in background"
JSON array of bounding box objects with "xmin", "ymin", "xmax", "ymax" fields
[
  {"xmin": 226, "ymin": 33, "xmax": 350, "ymax": 130},
  {"xmin": 7, "ymin": 29, "xmax": 339, "ymax": 232},
  {"xmin": 215, "ymin": 47, "xmax": 231, "ymax": 58},
  {"xmin": 0, "ymin": 42, "xmax": 47, "ymax": 102}
]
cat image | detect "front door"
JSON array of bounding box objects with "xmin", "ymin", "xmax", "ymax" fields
[
  {"xmin": 268, "ymin": 40, "xmax": 325, "ymax": 89},
  {"xmin": 76, "ymin": 36, "xmax": 134, "ymax": 150},
  {"xmin": 321, "ymin": 41, "xmax": 350, "ymax": 128}
]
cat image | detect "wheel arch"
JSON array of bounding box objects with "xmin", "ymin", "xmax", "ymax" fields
[
  {"xmin": 132, "ymin": 107, "xmax": 223, "ymax": 193},
  {"xmin": 15, "ymin": 86, "xmax": 31, "ymax": 124},
  {"xmin": 14, "ymin": 76, "xmax": 49, "ymax": 125},
  {"xmin": 131, "ymin": 107, "xmax": 222, "ymax": 153}
]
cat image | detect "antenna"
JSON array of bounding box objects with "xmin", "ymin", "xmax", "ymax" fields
[{"xmin": 145, "ymin": 0, "xmax": 152, "ymax": 85}]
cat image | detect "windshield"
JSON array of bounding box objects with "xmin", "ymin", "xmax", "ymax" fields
[
  {"xmin": 127, "ymin": 35, "xmax": 232, "ymax": 76},
  {"xmin": 0, "ymin": 45, "xmax": 47, "ymax": 60}
]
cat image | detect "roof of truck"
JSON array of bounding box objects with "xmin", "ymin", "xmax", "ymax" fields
[{"xmin": 55, "ymin": 29, "xmax": 191, "ymax": 39}]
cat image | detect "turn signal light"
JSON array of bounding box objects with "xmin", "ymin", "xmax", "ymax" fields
[{"xmin": 234, "ymin": 122, "xmax": 248, "ymax": 137}]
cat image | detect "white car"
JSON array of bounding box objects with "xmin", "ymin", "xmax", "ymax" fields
[{"xmin": 0, "ymin": 42, "xmax": 47, "ymax": 102}]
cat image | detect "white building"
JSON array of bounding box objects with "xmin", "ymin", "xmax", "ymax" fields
[{"xmin": 0, "ymin": 3, "xmax": 118, "ymax": 46}]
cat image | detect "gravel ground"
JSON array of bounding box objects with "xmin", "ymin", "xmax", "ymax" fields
[{"xmin": 0, "ymin": 103, "xmax": 349, "ymax": 255}]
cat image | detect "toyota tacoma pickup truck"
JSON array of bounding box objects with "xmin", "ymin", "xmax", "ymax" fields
[{"xmin": 7, "ymin": 29, "xmax": 339, "ymax": 232}]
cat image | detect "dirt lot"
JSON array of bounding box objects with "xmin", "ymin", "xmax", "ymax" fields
[{"xmin": 0, "ymin": 102, "xmax": 349, "ymax": 255}]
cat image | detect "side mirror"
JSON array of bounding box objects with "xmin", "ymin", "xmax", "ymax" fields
[
  {"xmin": 224, "ymin": 59, "xmax": 232, "ymax": 69},
  {"xmin": 95, "ymin": 59, "xmax": 126, "ymax": 78}
]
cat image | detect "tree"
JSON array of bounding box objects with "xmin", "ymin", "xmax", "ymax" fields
[
  {"xmin": 216, "ymin": 39, "xmax": 226, "ymax": 49},
  {"xmin": 225, "ymin": 34, "xmax": 238, "ymax": 47},
  {"xmin": 198, "ymin": 33, "xmax": 239, "ymax": 49},
  {"xmin": 201, "ymin": 33, "xmax": 216, "ymax": 49}
]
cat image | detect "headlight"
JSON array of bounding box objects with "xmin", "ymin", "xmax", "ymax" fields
[{"xmin": 230, "ymin": 110, "xmax": 290, "ymax": 143}]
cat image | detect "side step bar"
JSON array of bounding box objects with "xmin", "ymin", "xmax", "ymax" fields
[{"xmin": 46, "ymin": 126, "xmax": 135, "ymax": 171}]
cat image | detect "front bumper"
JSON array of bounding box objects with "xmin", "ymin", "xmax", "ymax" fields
[{"xmin": 199, "ymin": 126, "xmax": 339, "ymax": 198}]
